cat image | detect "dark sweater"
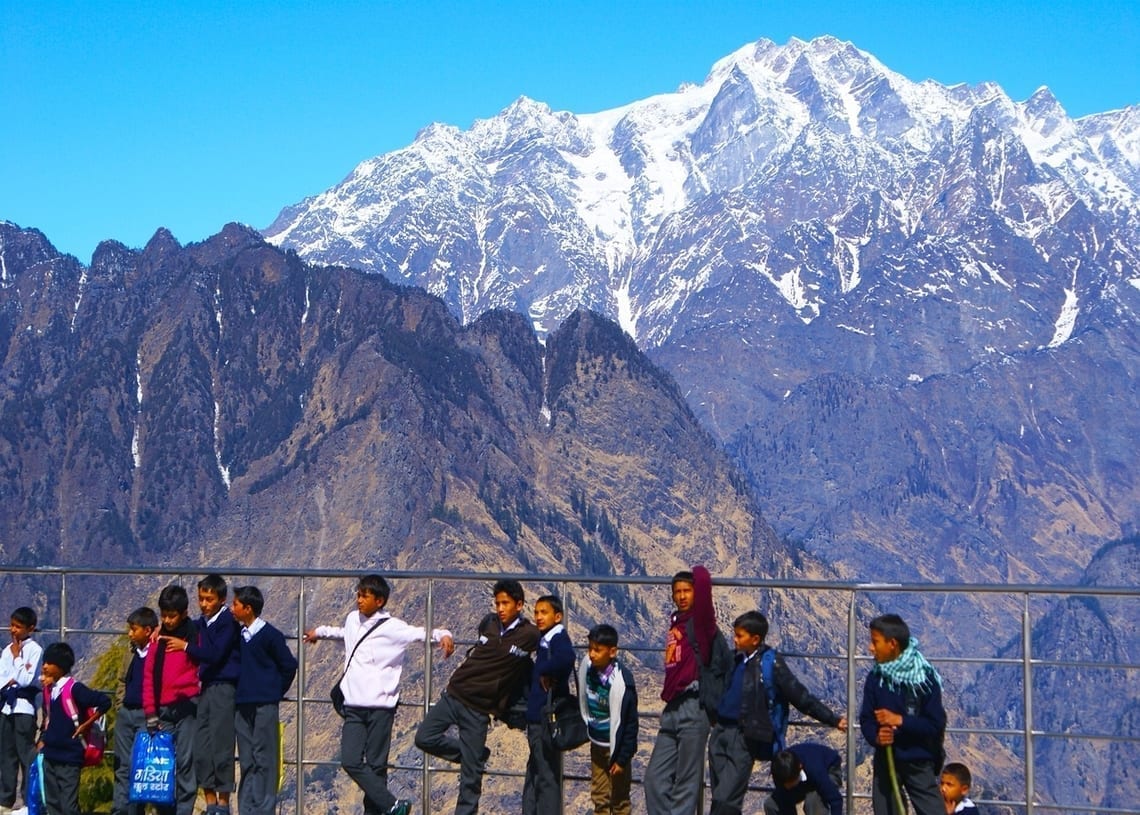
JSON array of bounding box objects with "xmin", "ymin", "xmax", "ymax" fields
[
  {"xmin": 859, "ymin": 666, "xmax": 946, "ymax": 764},
  {"xmin": 188, "ymin": 606, "xmax": 242, "ymax": 686},
  {"xmin": 40, "ymin": 679, "xmax": 112, "ymax": 766},
  {"xmin": 234, "ymin": 621, "xmax": 297, "ymax": 706},
  {"xmin": 770, "ymin": 742, "xmax": 843, "ymax": 815},
  {"xmin": 525, "ymin": 626, "xmax": 575, "ymax": 723},
  {"xmin": 447, "ymin": 613, "xmax": 540, "ymax": 717},
  {"xmin": 122, "ymin": 650, "xmax": 146, "ymax": 708}
]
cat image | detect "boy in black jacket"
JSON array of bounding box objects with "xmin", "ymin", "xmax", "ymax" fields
[
  {"xmin": 37, "ymin": 642, "xmax": 112, "ymax": 815},
  {"xmin": 415, "ymin": 579, "xmax": 539, "ymax": 815},
  {"xmin": 112, "ymin": 607, "xmax": 158, "ymax": 815},
  {"xmin": 578, "ymin": 624, "xmax": 638, "ymax": 815},
  {"xmin": 708, "ymin": 611, "xmax": 846, "ymax": 815}
]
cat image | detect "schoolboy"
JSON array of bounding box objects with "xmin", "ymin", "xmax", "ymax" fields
[
  {"xmin": 765, "ymin": 743, "xmax": 844, "ymax": 815},
  {"xmin": 577, "ymin": 624, "xmax": 638, "ymax": 815},
  {"xmin": 304, "ymin": 574, "xmax": 455, "ymax": 815},
  {"xmin": 184, "ymin": 574, "xmax": 241, "ymax": 815},
  {"xmin": 708, "ymin": 611, "xmax": 846, "ymax": 815},
  {"xmin": 111, "ymin": 607, "xmax": 158, "ymax": 815},
  {"xmin": 414, "ymin": 578, "xmax": 539, "ymax": 815},
  {"xmin": 144, "ymin": 585, "xmax": 202, "ymax": 815},
  {"xmin": 859, "ymin": 613, "xmax": 946, "ymax": 815},
  {"xmin": 644, "ymin": 566, "xmax": 724, "ymax": 815},
  {"xmin": 522, "ymin": 595, "xmax": 574, "ymax": 815},
  {"xmin": 940, "ymin": 762, "xmax": 978, "ymax": 814},
  {"xmin": 0, "ymin": 606, "xmax": 42, "ymax": 814},
  {"xmin": 231, "ymin": 585, "xmax": 298, "ymax": 815},
  {"xmin": 36, "ymin": 641, "xmax": 112, "ymax": 815}
]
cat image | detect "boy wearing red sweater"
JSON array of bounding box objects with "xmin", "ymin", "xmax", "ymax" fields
[{"xmin": 144, "ymin": 585, "xmax": 201, "ymax": 815}]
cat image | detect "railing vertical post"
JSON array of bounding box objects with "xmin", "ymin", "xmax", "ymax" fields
[
  {"xmin": 847, "ymin": 589, "xmax": 858, "ymax": 815},
  {"xmin": 1023, "ymin": 592, "xmax": 1034, "ymax": 815},
  {"xmin": 422, "ymin": 578, "xmax": 435, "ymax": 814},
  {"xmin": 59, "ymin": 572, "xmax": 68, "ymax": 639},
  {"xmin": 297, "ymin": 576, "xmax": 307, "ymax": 815}
]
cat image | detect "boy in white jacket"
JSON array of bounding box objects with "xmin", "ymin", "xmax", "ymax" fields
[{"xmin": 305, "ymin": 575, "xmax": 454, "ymax": 815}]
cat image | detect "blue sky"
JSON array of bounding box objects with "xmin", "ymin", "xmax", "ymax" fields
[{"xmin": 2, "ymin": 1, "xmax": 1137, "ymax": 263}]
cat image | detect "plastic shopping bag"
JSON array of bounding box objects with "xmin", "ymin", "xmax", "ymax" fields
[{"xmin": 128, "ymin": 730, "xmax": 176, "ymax": 805}]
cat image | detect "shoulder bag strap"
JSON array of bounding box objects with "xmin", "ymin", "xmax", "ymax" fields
[{"xmin": 336, "ymin": 616, "xmax": 388, "ymax": 684}]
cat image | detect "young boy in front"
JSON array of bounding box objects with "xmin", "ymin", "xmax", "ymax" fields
[
  {"xmin": 577, "ymin": 624, "xmax": 638, "ymax": 815},
  {"xmin": 522, "ymin": 595, "xmax": 574, "ymax": 815},
  {"xmin": 765, "ymin": 743, "xmax": 844, "ymax": 815},
  {"xmin": 304, "ymin": 574, "xmax": 455, "ymax": 815},
  {"xmin": 231, "ymin": 585, "xmax": 297, "ymax": 815},
  {"xmin": 144, "ymin": 585, "xmax": 202, "ymax": 815},
  {"xmin": 859, "ymin": 613, "xmax": 946, "ymax": 815},
  {"xmin": 37, "ymin": 641, "xmax": 112, "ymax": 815},
  {"xmin": 111, "ymin": 607, "xmax": 158, "ymax": 815},
  {"xmin": 0, "ymin": 606, "xmax": 42, "ymax": 814},
  {"xmin": 708, "ymin": 611, "xmax": 846, "ymax": 815},
  {"xmin": 415, "ymin": 578, "xmax": 539, "ymax": 815},
  {"xmin": 185, "ymin": 574, "xmax": 241, "ymax": 815},
  {"xmin": 940, "ymin": 762, "xmax": 978, "ymax": 814}
]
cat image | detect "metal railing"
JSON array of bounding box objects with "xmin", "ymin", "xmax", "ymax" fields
[{"xmin": 2, "ymin": 565, "xmax": 1136, "ymax": 814}]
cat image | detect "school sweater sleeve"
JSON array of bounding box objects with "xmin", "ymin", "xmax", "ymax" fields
[
  {"xmin": 774, "ymin": 654, "xmax": 840, "ymax": 727},
  {"xmin": 271, "ymin": 628, "xmax": 299, "ymax": 697},
  {"xmin": 859, "ymin": 672, "xmax": 881, "ymax": 746}
]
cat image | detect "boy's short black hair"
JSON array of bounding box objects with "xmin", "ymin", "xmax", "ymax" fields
[
  {"xmin": 771, "ymin": 749, "xmax": 802, "ymax": 786},
  {"xmin": 357, "ymin": 574, "xmax": 391, "ymax": 601},
  {"xmin": 127, "ymin": 607, "xmax": 159, "ymax": 629},
  {"xmin": 671, "ymin": 570, "xmax": 695, "ymax": 588},
  {"xmin": 870, "ymin": 613, "xmax": 911, "ymax": 650},
  {"xmin": 158, "ymin": 584, "xmax": 190, "ymax": 614},
  {"xmin": 734, "ymin": 610, "xmax": 769, "ymax": 641},
  {"xmin": 233, "ymin": 585, "xmax": 265, "ymax": 616},
  {"xmin": 535, "ymin": 595, "xmax": 563, "ymax": 616},
  {"xmin": 42, "ymin": 641, "xmax": 76, "ymax": 674},
  {"xmin": 10, "ymin": 606, "xmax": 37, "ymax": 628},
  {"xmin": 198, "ymin": 574, "xmax": 228, "ymax": 598},
  {"xmin": 942, "ymin": 762, "xmax": 972, "ymax": 787},
  {"xmin": 492, "ymin": 579, "xmax": 525, "ymax": 603},
  {"xmin": 587, "ymin": 624, "xmax": 619, "ymax": 648}
]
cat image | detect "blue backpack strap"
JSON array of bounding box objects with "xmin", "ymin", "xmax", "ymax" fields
[{"xmin": 760, "ymin": 648, "xmax": 789, "ymax": 753}]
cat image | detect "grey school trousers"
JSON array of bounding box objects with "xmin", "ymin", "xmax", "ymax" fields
[
  {"xmin": 643, "ymin": 693, "xmax": 710, "ymax": 815},
  {"xmin": 235, "ymin": 702, "xmax": 280, "ymax": 815},
  {"xmin": 414, "ymin": 691, "xmax": 491, "ymax": 815},
  {"xmin": 341, "ymin": 705, "xmax": 398, "ymax": 814}
]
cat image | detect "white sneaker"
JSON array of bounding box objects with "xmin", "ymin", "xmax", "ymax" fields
[{"xmin": 11, "ymin": 806, "xmax": 28, "ymax": 815}]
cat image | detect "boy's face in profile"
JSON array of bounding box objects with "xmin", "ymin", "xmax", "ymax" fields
[
  {"xmin": 940, "ymin": 772, "xmax": 969, "ymax": 806},
  {"xmin": 494, "ymin": 591, "xmax": 524, "ymax": 627},
  {"xmin": 160, "ymin": 609, "xmax": 189, "ymax": 633},
  {"xmin": 198, "ymin": 588, "xmax": 225, "ymax": 618},
  {"xmin": 40, "ymin": 662, "xmax": 65, "ymax": 685},
  {"xmin": 231, "ymin": 598, "xmax": 255, "ymax": 626},
  {"xmin": 587, "ymin": 640, "xmax": 618, "ymax": 672},
  {"xmin": 128, "ymin": 623, "xmax": 154, "ymax": 650},
  {"xmin": 672, "ymin": 580, "xmax": 694, "ymax": 613},
  {"xmin": 533, "ymin": 600, "xmax": 561, "ymax": 633},
  {"xmin": 356, "ymin": 588, "xmax": 384, "ymax": 617},
  {"xmin": 733, "ymin": 626, "xmax": 762, "ymax": 655},
  {"xmin": 869, "ymin": 629, "xmax": 902, "ymax": 664},
  {"xmin": 9, "ymin": 618, "xmax": 34, "ymax": 642}
]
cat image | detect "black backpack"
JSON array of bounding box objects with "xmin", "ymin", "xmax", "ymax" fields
[{"xmin": 688, "ymin": 619, "xmax": 734, "ymax": 724}]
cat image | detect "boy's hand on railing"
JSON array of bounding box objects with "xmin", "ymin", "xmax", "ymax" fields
[
  {"xmin": 836, "ymin": 715, "xmax": 847, "ymax": 731},
  {"xmin": 302, "ymin": 629, "xmax": 319, "ymax": 644},
  {"xmin": 438, "ymin": 635, "xmax": 455, "ymax": 657}
]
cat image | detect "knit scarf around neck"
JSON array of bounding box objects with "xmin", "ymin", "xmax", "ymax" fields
[{"xmin": 873, "ymin": 638, "xmax": 942, "ymax": 693}]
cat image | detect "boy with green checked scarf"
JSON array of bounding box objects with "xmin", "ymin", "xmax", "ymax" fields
[{"xmin": 859, "ymin": 614, "xmax": 946, "ymax": 815}]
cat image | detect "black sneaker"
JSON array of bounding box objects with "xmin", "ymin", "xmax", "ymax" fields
[{"xmin": 388, "ymin": 799, "xmax": 412, "ymax": 815}]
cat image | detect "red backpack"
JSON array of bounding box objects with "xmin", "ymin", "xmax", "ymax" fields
[{"xmin": 50, "ymin": 677, "xmax": 107, "ymax": 767}]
